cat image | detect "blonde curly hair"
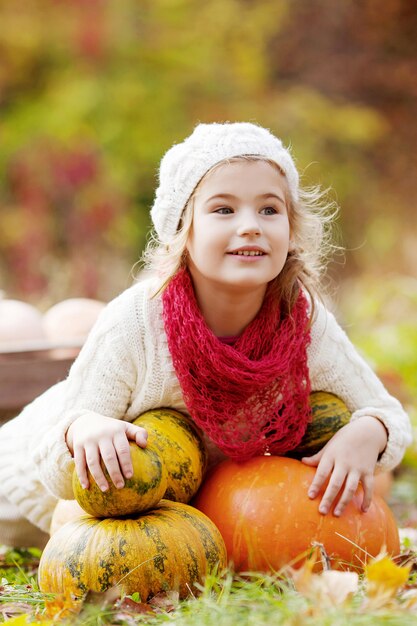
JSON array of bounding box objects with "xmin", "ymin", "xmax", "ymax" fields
[{"xmin": 140, "ymin": 156, "xmax": 339, "ymax": 317}]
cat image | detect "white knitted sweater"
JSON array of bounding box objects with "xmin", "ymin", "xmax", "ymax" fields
[{"xmin": 0, "ymin": 277, "xmax": 412, "ymax": 533}]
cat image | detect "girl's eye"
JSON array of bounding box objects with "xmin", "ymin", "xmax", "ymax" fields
[
  {"xmin": 215, "ymin": 207, "xmax": 233, "ymax": 215},
  {"xmin": 260, "ymin": 206, "xmax": 278, "ymax": 215}
]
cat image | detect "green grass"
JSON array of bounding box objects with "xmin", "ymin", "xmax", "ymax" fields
[
  {"xmin": 2, "ymin": 469, "xmax": 417, "ymax": 625},
  {"xmin": 1, "ymin": 548, "xmax": 417, "ymax": 626},
  {"xmin": 2, "ymin": 475, "xmax": 417, "ymax": 625}
]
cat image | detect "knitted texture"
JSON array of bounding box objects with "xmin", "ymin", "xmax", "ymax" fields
[
  {"xmin": 0, "ymin": 276, "xmax": 411, "ymax": 532},
  {"xmin": 151, "ymin": 122, "xmax": 299, "ymax": 242},
  {"xmin": 162, "ymin": 269, "xmax": 312, "ymax": 460}
]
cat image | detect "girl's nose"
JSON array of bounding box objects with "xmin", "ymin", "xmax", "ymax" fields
[{"xmin": 236, "ymin": 214, "xmax": 262, "ymax": 236}]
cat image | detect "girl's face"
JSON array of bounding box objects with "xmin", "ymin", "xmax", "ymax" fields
[{"xmin": 186, "ymin": 160, "xmax": 291, "ymax": 297}]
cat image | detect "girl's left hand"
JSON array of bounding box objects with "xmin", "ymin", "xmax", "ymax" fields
[{"xmin": 301, "ymin": 415, "xmax": 388, "ymax": 517}]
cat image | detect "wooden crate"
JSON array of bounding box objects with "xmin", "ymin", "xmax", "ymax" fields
[{"xmin": 0, "ymin": 342, "xmax": 81, "ymax": 424}]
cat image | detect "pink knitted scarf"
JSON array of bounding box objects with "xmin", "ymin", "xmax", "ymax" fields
[{"xmin": 162, "ymin": 268, "xmax": 312, "ymax": 461}]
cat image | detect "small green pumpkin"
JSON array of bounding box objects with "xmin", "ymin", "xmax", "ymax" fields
[
  {"xmin": 72, "ymin": 442, "xmax": 167, "ymax": 517},
  {"xmin": 289, "ymin": 391, "xmax": 351, "ymax": 458},
  {"xmin": 134, "ymin": 409, "xmax": 208, "ymax": 503}
]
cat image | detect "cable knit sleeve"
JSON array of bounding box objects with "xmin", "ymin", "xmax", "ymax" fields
[
  {"xmin": 307, "ymin": 300, "xmax": 412, "ymax": 472},
  {"xmin": 29, "ymin": 287, "xmax": 143, "ymax": 500}
]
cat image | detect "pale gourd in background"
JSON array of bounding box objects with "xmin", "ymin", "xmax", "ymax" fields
[
  {"xmin": 43, "ymin": 298, "xmax": 105, "ymax": 345},
  {"xmin": 0, "ymin": 298, "xmax": 45, "ymax": 350}
]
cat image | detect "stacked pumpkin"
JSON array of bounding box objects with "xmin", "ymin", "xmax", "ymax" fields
[
  {"xmin": 39, "ymin": 394, "xmax": 401, "ymax": 607},
  {"xmin": 38, "ymin": 410, "xmax": 227, "ymax": 603}
]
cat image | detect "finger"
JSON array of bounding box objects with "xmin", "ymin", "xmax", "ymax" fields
[
  {"xmin": 73, "ymin": 446, "xmax": 89, "ymax": 490},
  {"xmin": 333, "ymin": 471, "xmax": 360, "ymax": 517},
  {"xmin": 113, "ymin": 432, "xmax": 134, "ymax": 480},
  {"xmin": 307, "ymin": 457, "xmax": 333, "ymax": 500},
  {"xmin": 361, "ymin": 473, "xmax": 374, "ymax": 513},
  {"xmin": 318, "ymin": 467, "xmax": 349, "ymax": 515},
  {"xmin": 125, "ymin": 423, "xmax": 148, "ymax": 448},
  {"xmin": 99, "ymin": 441, "xmax": 125, "ymax": 489},
  {"xmin": 302, "ymin": 449, "xmax": 324, "ymax": 466},
  {"xmin": 85, "ymin": 444, "xmax": 109, "ymax": 492}
]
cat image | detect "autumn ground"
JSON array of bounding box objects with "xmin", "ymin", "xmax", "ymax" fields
[
  {"xmin": 1, "ymin": 2, "xmax": 416, "ymax": 622},
  {"xmin": 1, "ymin": 470, "xmax": 417, "ymax": 626}
]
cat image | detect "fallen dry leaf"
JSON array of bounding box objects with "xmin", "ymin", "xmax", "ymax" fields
[
  {"xmin": 43, "ymin": 591, "xmax": 84, "ymax": 620},
  {"xmin": 149, "ymin": 590, "xmax": 180, "ymax": 612},
  {"xmin": 363, "ymin": 555, "xmax": 411, "ymax": 609},
  {"xmin": 0, "ymin": 602, "xmax": 35, "ymax": 618},
  {"xmin": 365, "ymin": 555, "xmax": 411, "ymax": 596},
  {"xmin": 292, "ymin": 549, "xmax": 358, "ymax": 608},
  {"xmin": 115, "ymin": 596, "xmax": 155, "ymax": 615}
]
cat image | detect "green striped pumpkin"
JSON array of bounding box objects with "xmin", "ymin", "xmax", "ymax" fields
[
  {"xmin": 134, "ymin": 409, "xmax": 208, "ymax": 503},
  {"xmin": 289, "ymin": 391, "xmax": 351, "ymax": 458},
  {"xmin": 72, "ymin": 442, "xmax": 167, "ymax": 517},
  {"xmin": 38, "ymin": 500, "xmax": 227, "ymax": 605}
]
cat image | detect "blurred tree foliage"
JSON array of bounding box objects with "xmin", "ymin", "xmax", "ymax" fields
[
  {"xmin": 339, "ymin": 275, "xmax": 417, "ymax": 410},
  {"xmin": 338, "ymin": 273, "xmax": 417, "ymax": 458},
  {"xmin": 0, "ymin": 0, "xmax": 416, "ymax": 302}
]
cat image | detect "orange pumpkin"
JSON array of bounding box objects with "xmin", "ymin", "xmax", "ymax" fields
[{"xmin": 193, "ymin": 456, "xmax": 399, "ymax": 572}]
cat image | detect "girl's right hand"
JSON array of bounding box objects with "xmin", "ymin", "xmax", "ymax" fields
[{"xmin": 65, "ymin": 412, "xmax": 148, "ymax": 492}]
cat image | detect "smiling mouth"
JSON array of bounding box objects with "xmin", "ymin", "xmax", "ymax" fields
[{"xmin": 229, "ymin": 250, "xmax": 265, "ymax": 256}]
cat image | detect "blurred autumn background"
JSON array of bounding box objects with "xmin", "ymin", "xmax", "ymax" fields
[{"xmin": 0, "ymin": 1, "xmax": 416, "ymax": 445}]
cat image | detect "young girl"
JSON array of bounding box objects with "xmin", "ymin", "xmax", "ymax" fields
[{"xmin": 0, "ymin": 122, "xmax": 412, "ymax": 548}]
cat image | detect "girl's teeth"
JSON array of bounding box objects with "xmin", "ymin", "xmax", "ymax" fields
[{"xmin": 235, "ymin": 250, "xmax": 263, "ymax": 256}]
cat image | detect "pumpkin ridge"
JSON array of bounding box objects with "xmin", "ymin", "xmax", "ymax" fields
[
  {"xmin": 63, "ymin": 519, "xmax": 98, "ymax": 589},
  {"xmin": 97, "ymin": 556, "xmax": 115, "ymax": 591},
  {"xmin": 168, "ymin": 506, "xmax": 226, "ymax": 566},
  {"xmin": 184, "ymin": 541, "xmax": 201, "ymax": 582},
  {"xmin": 118, "ymin": 538, "xmax": 127, "ymax": 557},
  {"xmin": 141, "ymin": 520, "xmax": 169, "ymax": 574}
]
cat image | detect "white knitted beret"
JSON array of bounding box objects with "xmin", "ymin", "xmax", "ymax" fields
[{"xmin": 151, "ymin": 122, "xmax": 299, "ymax": 242}]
